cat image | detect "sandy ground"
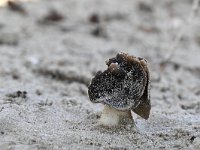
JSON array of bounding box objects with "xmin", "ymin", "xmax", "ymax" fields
[{"xmin": 0, "ymin": 0, "xmax": 200, "ymax": 149}]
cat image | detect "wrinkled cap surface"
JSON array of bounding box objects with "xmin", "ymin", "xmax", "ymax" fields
[{"xmin": 88, "ymin": 52, "xmax": 151, "ymax": 119}]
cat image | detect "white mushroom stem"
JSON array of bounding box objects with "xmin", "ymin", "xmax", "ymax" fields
[{"xmin": 98, "ymin": 105, "xmax": 133, "ymax": 127}]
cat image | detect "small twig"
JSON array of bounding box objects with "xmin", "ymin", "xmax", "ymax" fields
[
  {"xmin": 159, "ymin": 0, "xmax": 200, "ymax": 105},
  {"xmin": 163, "ymin": 0, "xmax": 200, "ymax": 63}
]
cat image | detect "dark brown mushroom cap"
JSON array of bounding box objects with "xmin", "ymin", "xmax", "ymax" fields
[
  {"xmin": 88, "ymin": 52, "xmax": 151, "ymax": 119},
  {"xmin": 131, "ymin": 58, "xmax": 151, "ymax": 119}
]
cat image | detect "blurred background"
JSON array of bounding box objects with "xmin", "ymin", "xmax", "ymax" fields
[
  {"xmin": 0, "ymin": 0, "xmax": 200, "ymax": 149},
  {"xmin": 0, "ymin": 0, "xmax": 35, "ymax": 6}
]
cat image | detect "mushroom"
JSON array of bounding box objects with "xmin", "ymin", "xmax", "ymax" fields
[{"xmin": 88, "ymin": 52, "xmax": 151, "ymax": 127}]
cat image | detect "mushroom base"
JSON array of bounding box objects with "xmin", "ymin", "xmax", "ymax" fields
[{"xmin": 98, "ymin": 105, "xmax": 133, "ymax": 127}]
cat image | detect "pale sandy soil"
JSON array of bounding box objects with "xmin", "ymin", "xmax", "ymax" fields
[{"xmin": 0, "ymin": 0, "xmax": 200, "ymax": 149}]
